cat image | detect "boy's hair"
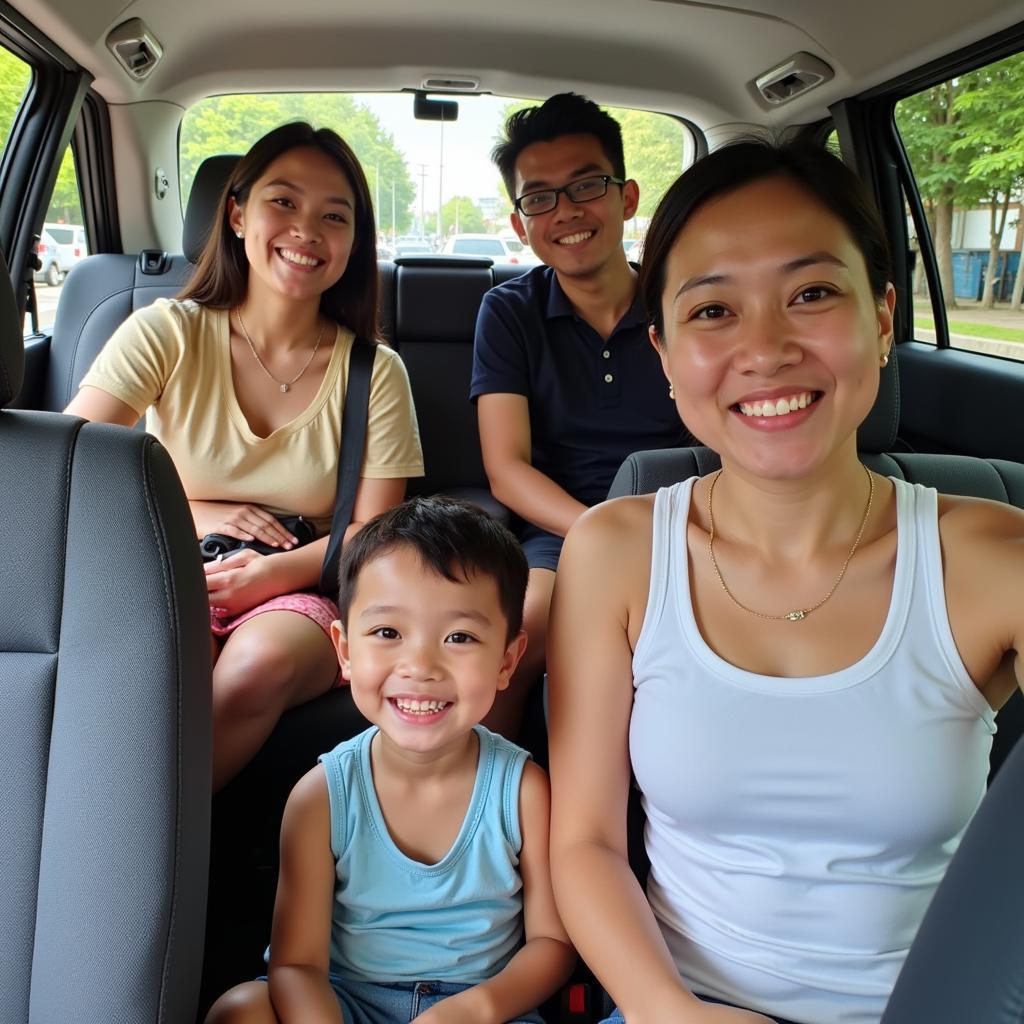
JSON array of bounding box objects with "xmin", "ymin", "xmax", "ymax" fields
[
  {"xmin": 338, "ymin": 496, "xmax": 529, "ymax": 642},
  {"xmin": 492, "ymin": 92, "xmax": 627, "ymax": 199}
]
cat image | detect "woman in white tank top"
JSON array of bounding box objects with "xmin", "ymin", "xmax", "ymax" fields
[{"xmin": 548, "ymin": 141, "xmax": 1024, "ymax": 1024}]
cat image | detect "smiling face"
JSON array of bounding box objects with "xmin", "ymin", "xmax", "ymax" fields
[
  {"xmin": 331, "ymin": 544, "xmax": 526, "ymax": 759},
  {"xmin": 652, "ymin": 175, "xmax": 895, "ymax": 481},
  {"xmin": 510, "ymin": 133, "xmax": 638, "ymax": 279},
  {"xmin": 228, "ymin": 145, "xmax": 357, "ymax": 305}
]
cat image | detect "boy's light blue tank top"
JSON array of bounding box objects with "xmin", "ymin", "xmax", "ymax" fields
[{"xmin": 319, "ymin": 724, "xmax": 530, "ymax": 984}]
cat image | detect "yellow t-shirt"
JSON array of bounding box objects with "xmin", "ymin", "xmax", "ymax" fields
[{"xmin": 81, "ymin": 298, "xmax": 424, "ymax": 535}]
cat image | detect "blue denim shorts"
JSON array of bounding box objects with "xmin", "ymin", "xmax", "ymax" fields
[
  {"xmin": 327, "ymin": 977, "xmax": 545, "ymax": 1024},
  {"xmin": 517, "ymin": 523, "xmax": 564, "ymax": 572},
  {"xmin": 599, "ymin": 1000, "xmax": 799, "ymax": 1024}
]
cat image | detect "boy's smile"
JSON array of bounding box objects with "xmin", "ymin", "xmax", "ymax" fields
[{"xmin": 332, "ymin": 543, "xmax": 526, "ymax": 759}]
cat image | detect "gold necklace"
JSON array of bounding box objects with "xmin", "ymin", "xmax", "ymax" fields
[
  {"xmin": 235, "ymin": 308, "xmax": 326, "ymax": 393},
  {"xmin": 706, "ymin": 465, "xmax": 875, "ymax": 622}
]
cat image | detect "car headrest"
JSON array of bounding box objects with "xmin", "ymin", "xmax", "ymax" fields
[
  {"xmin": 857, "ymin": 351, "xmax": 900, "ymax": 453},
  {"xmin": 0, "ymin": 248, "xmax": 24, "ymax": 407},
  {"xmin": 183, "ymin": 155, "xmax": 242, "ymax": 264}
]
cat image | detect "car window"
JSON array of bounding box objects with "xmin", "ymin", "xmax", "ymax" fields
[
  {"xmin": 455, "ymin": 238, "xmax": 503, "ymax": 255},
  {"xmin": 2, "ymin": 43, "xmax": 33, "ymax": 331},
  {"xmin": 895, "ymin": 50, "xmax": 1024, "ymax": 363},
  {"xmin": 180, "ymin": 93, "xmax": 695, "ymax": 252},
  {"xmin": 504, "ymin": 238, "xmax": 524, "ymax": 253},
  {"xmin": 0, "ymin": 43, "xmax": 31, "ymax": 155}
]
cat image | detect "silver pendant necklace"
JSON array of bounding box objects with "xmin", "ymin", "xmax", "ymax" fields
[{"xmin": 235, "ymin": 308, "xmax": 326, "ymax": 393}]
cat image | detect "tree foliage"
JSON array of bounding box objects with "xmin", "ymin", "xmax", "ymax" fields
[
  {"xmin": 440, "ymin": 195, "xmax": 485, "ymax": 234},
  {"xmin": 0, "ymin": 46, "xmax": 31, "ymax": 154},
  {"xmin": 180, "ymin": 94, "xmax": 417, "ymax": 234},
  {"xmin": 897, "ymin": 52, "xmax": 1024, "ymax": 308}
]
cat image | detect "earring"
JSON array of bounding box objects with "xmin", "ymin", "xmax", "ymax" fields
[
  {"xmin": 669, "ymin": 383, "xmax": 675, "ymax": 399},
  {"xmin": 236, "ymin": 231, "xmax": 244, "ymax": 239},
  {"xmin": 880, "ymin": 351, "xmax": 890, "ymax": 367}
]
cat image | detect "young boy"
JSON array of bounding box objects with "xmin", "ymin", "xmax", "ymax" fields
[
  {"xmin": 205, "ymin": 496, "xmax": 575, "ymax": 1024},
  {"xmin": 471, "ymin": 93, "xmax": 683, "ymax": 736}
]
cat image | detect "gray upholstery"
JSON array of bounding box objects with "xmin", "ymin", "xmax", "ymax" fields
[
  {"xmin": 0, "ymin": 249, "xmax": 212, "ymax": 1023},
  {"xmin": 881, "ymin": 733, "xmax": 1024, "ymax": 1024},
  {"xmin": 42, "ymin": 154, "xmax": 241, "ymax": 412}
]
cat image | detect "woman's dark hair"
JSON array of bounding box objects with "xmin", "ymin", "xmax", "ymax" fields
[
  {"xmin": 179, "ymin": 121, "xmax": 379, "ymax": 340},
  {"xmin": 492, "ymin": 92, "xmax": 626, "ymax": 200},
  {"xmin": 338, "ymin": 496, "xmax": 529, "ymax": 643},
  {"xmin": 640, "ymin": 139, "xmax": 892, "ymax": 338}
]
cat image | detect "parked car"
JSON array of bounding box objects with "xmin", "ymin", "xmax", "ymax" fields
[
  {"xmin": 2, "ymin": 1, "xmax": 1024, "ymax": 1022},
  {"xmin": 394, "ymin": 236, "xmax": 434, "ymax": 256},
  {"xmin": 42, "ymin": 222, "xmax": 88, "ymax": 276},
  {"xmin": 442, "ymin": 232, "xmax": 539, "ymax": 264},
  {"xmin": 32, "ymin": 231, "xmax": 61, "ymax": 286}
]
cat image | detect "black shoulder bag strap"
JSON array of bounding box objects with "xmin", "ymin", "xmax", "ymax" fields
[{"xmin": 320, "ymin": 336, "xmax": 377, "ymax": 598}]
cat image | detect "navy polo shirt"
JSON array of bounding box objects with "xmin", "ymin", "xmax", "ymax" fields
[{"xmin": 470, "ymin": 265, "xmax": 684, "ymax": 508}]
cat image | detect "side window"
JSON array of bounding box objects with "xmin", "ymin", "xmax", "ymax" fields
[
  {"xmin": 895, "ymin": 52, "xmax": 1024, "ymax": 363},
  {"xmin": 0, "ymin": 43, "xmax": 32, "ymax": 155},
  {"xmin": 32, "ymin": 143, "xmax": 85, "ymax": 328},
  {"xmin": 1, "ymin": 43, "xmax": 34, "ymax": 332}
]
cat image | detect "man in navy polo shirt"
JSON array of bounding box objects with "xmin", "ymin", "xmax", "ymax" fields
[{"xmin": 471, "ymin": 93, "xmax": 684, "ymax": 736}]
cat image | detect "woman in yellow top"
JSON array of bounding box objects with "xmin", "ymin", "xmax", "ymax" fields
[{"xmin": 66, "ymin": 122, "xmax": 424, "ymax": 789}]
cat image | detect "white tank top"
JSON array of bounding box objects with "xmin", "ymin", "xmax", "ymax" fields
[{"xmin": 631, "ymin": 476, "xmax": 995, "ymax": 1024}]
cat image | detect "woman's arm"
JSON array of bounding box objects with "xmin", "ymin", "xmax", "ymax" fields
[
  {"xmin": 412, "ymin": 761, "xmax": 575, "ymax": 1024},
  {"xmin": 548, "ymin": 500, "xmax": 771, "ymax": 1024},
  {"xmin": 267, "ymin": 767, "xmax": 344, "ymax": 1024},
  {"xmin": 940, "ymin": 497, "xmax": 1024, "ymax": 710},
  {"xmin": 64, "ymin": 384, "xmax": 141, "ymax": 427}
]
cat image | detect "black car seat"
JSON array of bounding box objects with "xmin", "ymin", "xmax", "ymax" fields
[{"xmin": 0, "ymin": 248, "xmax": 212, "ymax": 1022}]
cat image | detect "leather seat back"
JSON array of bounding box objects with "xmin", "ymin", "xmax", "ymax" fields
[{"xmin": 0, "ymin": 250, "xmax": 212, "ymax": 1022}]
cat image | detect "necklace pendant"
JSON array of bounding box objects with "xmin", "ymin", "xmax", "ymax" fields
[
  {"xmin": 786, "ymin": 609, "xmax": 806, "ymax": 621},
  {"xmin": 279, "ymin": 383, "xmax": 289, "ymax": 393}
]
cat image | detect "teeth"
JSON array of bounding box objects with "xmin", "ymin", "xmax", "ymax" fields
[
  {"xmin": 557, "ymin": 231, "xmax": 593, "ymax": 245},
  {"xmin": 393, "ymin": 698, "xmax": 449, "ymax": 715},
  {"xmin": 738, "ymin": 392, "xmax": 815, "ymax": 418},
  {"xmin": 278, "ymin": 248, "xmax": 321, "ymax": 267}
]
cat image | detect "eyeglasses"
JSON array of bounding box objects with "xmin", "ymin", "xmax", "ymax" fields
[{"xmin": 514, "ymin": 174, "xmax": 625, "ymax": 217}]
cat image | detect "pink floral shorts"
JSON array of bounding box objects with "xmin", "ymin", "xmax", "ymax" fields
[{"xmin": 210, "ymin": 591, "xmax": 347, "ymax": 687}]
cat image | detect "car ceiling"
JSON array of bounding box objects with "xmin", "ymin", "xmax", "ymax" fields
[{"xmin": 11, "ymin": 0, "xmax": 1024, "ymax": 128}]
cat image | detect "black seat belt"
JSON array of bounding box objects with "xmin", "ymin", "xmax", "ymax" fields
[{"xmin": 319, "ymin": 336, "xmax": 376, "ymax": 598}]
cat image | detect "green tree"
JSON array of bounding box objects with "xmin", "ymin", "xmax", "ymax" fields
[
  {"xmin": 952, "ymin": 53, "xmax": 1024, "ymax": 308},
  {"xmin": 896, "ymin": 81, "xmax": 981, "ymax": 310},
  {"xmin": 617, "ymin": 108, "xmax": 688, "ymax": 219},
  {"xmin": 441, "ymin": 195, "xmax": 485, "ymax": 234},
  {"xmin": 180, "ymin": 94, "xmax": 417, "ymax": 235},
  {"xmin": 46, "ymin": 145, "xmax": 83, "ymax": 225},
  {"xmin": 0, "ymin": 46, "xmax": 31, "ymax": 156}
]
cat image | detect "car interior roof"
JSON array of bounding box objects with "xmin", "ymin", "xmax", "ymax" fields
[{"xmin": 12, "ymin": 0, "xmax": 1024, "ymax": 126}]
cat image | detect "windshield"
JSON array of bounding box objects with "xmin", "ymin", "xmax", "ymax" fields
[{"xmin": 180, "ymin": 92, "xmax": 695, "ymax": 256}]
